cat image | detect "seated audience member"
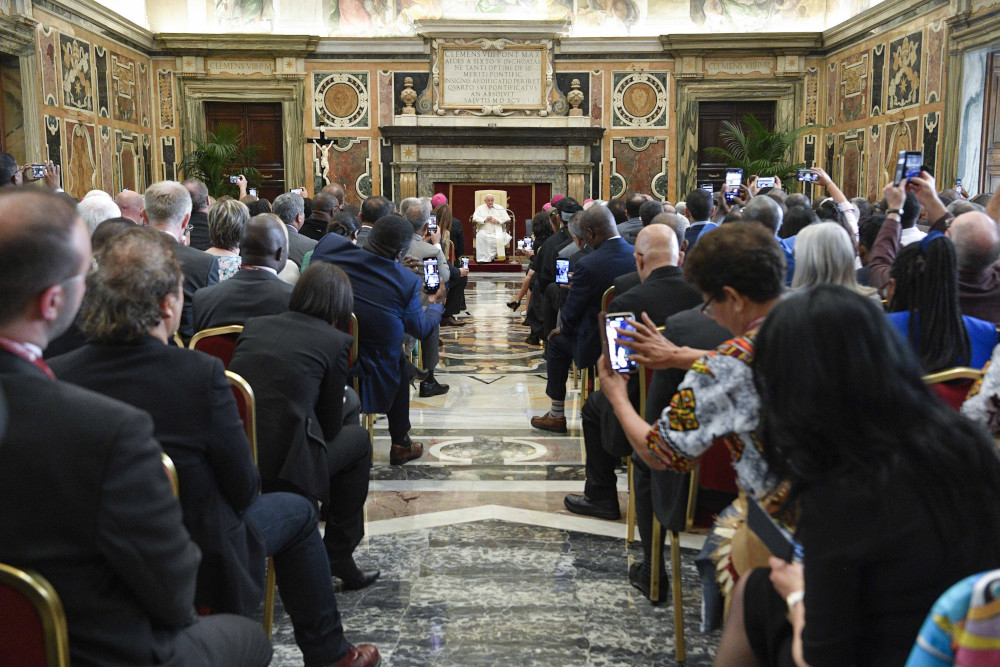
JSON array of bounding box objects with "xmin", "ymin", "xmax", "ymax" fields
[
  {"xmin": 855, "ymin": 214, "xmax": 885, "ymax": 287},
  {"xmin": 742, "ymin": 195, "xmax": 794, "ymax": 284},
  {"xmin": 473, "ymin": 193, "xmax": 513, "ymax": 262},
  {"xmin": 330, "ymin": 211, "xmax": 361, "ymax": 243},
  {"xmin": 230, "ymin": 263, "xmax": 377, "ymax": 590},
  {"xmin": 300, "ymin": 191, "xmax": 339, "ymax": 241},
  {"xmin": 192, "ymin": 214, "xmax": 293, "ymax": 331},
  {"xmin": 607, "ymin": 197, "xmax": 628, "ymax": 225},
  {"xmin": 205, "ymin": 199, "xmax": 248, "ymax": 281},
  {"xmin": 791, "ymin": 222, "xmax": 878, "ymax": 301},
  {"xmin": 508, "ymin": 211, "xmax": 555, "ymax": 315},
  {"xmin": 78, "ymin": 192, "xmax": 122, "ymax": 235},
  {"xmin": 563, "ymin": 224, "xmax": 702, "ymax": 519},
  {"xmin": 322, "ymin": 183, "xmax": 346, "ymax": 210},
  {"xmin": 0, "ymin": 192, "xmax": 272, "ymax": 666},
  {"xmin": 851, "ymin": 196, "xmax": 871, "ymax": 220},
  {"xmin": 433, "ymin": 196, "xmax": 465, "ymax": 260},
  {"xmin": 640, "ymin": 200, "xmax": 665, "ymax": 229},
  {"xmin": 247, "ymin": 198, "xmax": 272, "ymax": 216},
  {"xmin": 115, "ymin": 188, "xmax": 144, "ymax": 224},
  {"xmin": 962, "ymin": 344, "xmax": 1000, "ymax": 435},
  {"xmin": 713, "ymin": 285, "xmax": 1000, "ymax": 667},
  {"xmin": 311, "ymin": 215, "xmax": 444, "ymax": 465},
  {"xmin": 682, "ymin": 187, "xmax": 717, "ymax": 249},
  {"xmin": 778, "ymin": 205, "xmax": 818, "ymax": 240},
  {"xmin": 273, "ymin": 191, "xmax": 316, "ymax": 267},
  {"xmin": 182, "ymin": 178, "xmax": 213, "ymax": 251},
  {"xmin": 50, "ymin": 227, "xmax": 379, "ymax": 667},
  {"xmin": 872, "ymin": 177, "xmax": 1000, "ymax": 324},
  {"xmin": 617, "ymin": 193, "xmax": 646, "ymax": 244},
  {"xmin": 809, "ymin": 167, "xmax": 860, "ymax": 237},
  {"xmin": 531, "ymin": 205, "xmax": 636, "ymax": 433},
  {"xmin": 144, "ymin": 180, "xmax": 219, "ymax": 340},
  {"xmin": 524, "ymin": 198, "xmax": 580, "ymax": 342},
  {"xmin": 356, "ymin": 195, "xmax": 393, "ymax": 248},
  {"xmin": 599, "ymin": 224, "xmax": 786, "ymax": 600},
  {"xmin": 887, "ymin": 233, "xmax": 997, "ymax": 372}
]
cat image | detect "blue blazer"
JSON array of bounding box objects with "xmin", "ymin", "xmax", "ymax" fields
[
  {"xmin": 561, "ymin": 236, "xmax": 637, "ymax": 368},
  {"xmin": 311, "ymin": 234, "xmax": 443, "ymax": 412}
]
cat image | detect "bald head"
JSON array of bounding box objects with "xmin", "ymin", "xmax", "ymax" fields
[
  {"xmin": 312, "ymin": 191, "xmax": 338, "ymax": 215},
  {"xmin": 239, "ymin": 213, "xmax": 287, "ymax": 272},
  {"xmin": 949, "ymin": 212, "xmax": 1000, "ymax": 275},
  {"xmin": 115, "ymin": 189, "xmax": 144, "ymax": 223},
  {"xmin": 743, "ymin": 195, "xmax": 783, "ymax": 235},
  {"xmin": 649, "ymin": 211, "xmax": 687, "ymax": 250},
  {"xmin": 635, "ymin": 224, "xmax": 680, "ymax": 281}
]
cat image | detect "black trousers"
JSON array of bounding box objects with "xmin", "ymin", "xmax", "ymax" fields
[
  {"xmin": 581, "ymin": 391, "xmax": 622, "ymax": 502},
  {"xmin": 386, "ymin": 354, "xmax": 412, "ymax": 443},
  {"xmin": 443, "ymin": 265, "xmax": 468, "ymax": 317},
  {"xmin": 320, "ymin": 423, "xmax": 373, "ymax": 562}
]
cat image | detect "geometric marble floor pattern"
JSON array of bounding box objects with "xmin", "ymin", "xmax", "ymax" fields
[{"xmin": 268, "ymin": 273, "xmax": 719, "ymax": 665}]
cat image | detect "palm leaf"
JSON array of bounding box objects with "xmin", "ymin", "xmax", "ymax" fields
[{"xmin": 180, "ymin": 124, "xmax": 264, "ymax": 198}]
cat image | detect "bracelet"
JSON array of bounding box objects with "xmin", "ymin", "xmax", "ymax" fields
[{"xmin": 786, "ymin": 590, "xmax": 805, "ymax": 614}]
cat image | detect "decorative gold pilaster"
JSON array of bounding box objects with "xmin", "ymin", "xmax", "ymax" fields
[{"xmin": 399, "ymin": 170, "xmax": 417, "ymax": 200}]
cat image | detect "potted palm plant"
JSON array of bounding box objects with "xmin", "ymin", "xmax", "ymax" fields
[
  {"xmin": 179, "ymin": 124, "xmax": 262, "ymax": 198},
  {"xmin": 705, "ymin": 114, "xmax": 817, "ymax": 190}
]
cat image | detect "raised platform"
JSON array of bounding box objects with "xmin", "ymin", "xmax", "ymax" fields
[{"xmin": 467, "ymin": 260, "xmax": 524, "ymax": 274}]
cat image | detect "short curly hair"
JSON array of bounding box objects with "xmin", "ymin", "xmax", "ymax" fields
[
  {"xmin": 208, "ymin": 199, "xmax": 249, "ymax": 250},
  {"xmin": 683, "ymin": 223, "xmax": 786, "ymax": 303},
  {"xmin": 80, "ymin": 227, "xmax": 182, "ymax": 342}
]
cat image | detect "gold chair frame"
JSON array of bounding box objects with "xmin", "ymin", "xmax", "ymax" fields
[
  {"xmin": 0, "ymin": 563, "xmax": 71, "ymax": 667},
  {"xmin": 189, "ymin": 325, "xmax": 245, "ymax": 350},
  {"xmin": 225, "ymin": 370, "xmax": 276, "ymax": 642},
  {"xmin": 922, "ymin": 367, "xmax": 983, "ymax": 384},
  {"xmin": 348, "ymin": 314, "xmax": 377, "ymax": 445},
  {"xmin": 162, "ymin": 452, "xmax": 179, "ymax": 497}
]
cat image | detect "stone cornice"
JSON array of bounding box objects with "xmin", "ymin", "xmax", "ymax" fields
[
  {"xmin": 414, "ymin": 19, "xmax": 570, "ymax": 40},
  {"xmin": 39, "ymin": 0, "xmax": 154, "ymax": 50},
  {"xmin": 659, "ymin": 33, "xmax": 823, "ymax": 57},
  {"xmin": 821, "ymin": 0, "xmax": 950, "ymax": 53},
  {"xmin": 154, "ymin": 33, "xmax": 319, "ymax": 57},
  {"xmin": 0, "ymin": 12, "xmax": 38, "ymax": 53},
  {"xmin": 315, "ymin": 37, "xmax": 427, "ymax": 56},
  {"xmin": 946, "ymin": 4, "xmax": 1000, "ymax": 51},
  {"xmin": 556, "ymin": 37, "xmax": 663, "ymax": 55},
  {"xmin": 379, "ymin": 124, "xmax": 604, "ymax": 146}
]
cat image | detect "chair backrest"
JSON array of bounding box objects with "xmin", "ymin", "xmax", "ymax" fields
[
  {"xmin": 172, "ymin": 332, "xmax": 185, "ymax": 348},
  {"xmin": 161, "ymin": 452, "xmax": 179, "ymax": 497},
  {"xmin": 474, "ymin": 189, "xmax": 508, "ymax": 209},
  {"xmin": 0, "ymin": 563, "xmax": 70, "ymax": 667},
  {"xmin": 189, "ymin": 325, "xmax": 244, "ymax": 368},
  {"xmin": 601, "ymin": 286, "xmax": 615, "ymax": 312},
  {"xmin": 347, "ymin": 313, "xmax": 359, "ymax": 368},
  {"xmin": 225, "ymin": 370, "xmax": 258, "ymax": 464},
  {"xmin": 923, "ymin": 366, "xmax": 983, "ymax": 411}
]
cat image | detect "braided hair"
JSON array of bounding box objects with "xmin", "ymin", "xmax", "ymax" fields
[{"xmin": 888, "ymin": 232, "xmax": 970, "ymax": 372}]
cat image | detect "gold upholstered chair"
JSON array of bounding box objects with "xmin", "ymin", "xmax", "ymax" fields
[{"xmin": 470, "ymin": 189, "xmax": 515, "ymax": 259}]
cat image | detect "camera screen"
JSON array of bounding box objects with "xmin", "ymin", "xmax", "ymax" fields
[
  {"xmin": 605, "ymin": 315, "xmax": 636, "ymax": 373},
  {"xmin": 725, "ymin": 170, "xmax": 742, "ymax": 188},
  {"xmin": 423, "ymin": 259, "xmax": 440, "ymax": 292},
  {"xmin": 798, "ymin": 169, "xmax": 818, "ymax": 182},
  {"xmin": 904, "ymin": 153, "xmax": 922, "ymax": 180},
  {"xmin": 229, "ymin": 175, "xmax": 239, "ymax": 183},
  {"xmin": 700, "ymin": 183, "xmax": 714, "ymax": 193},
  {"xmin": 555, "ymin": 259, "xmax": 569, "ymax": 284},
  {"xmin": 249, "ymin": 188, "xmax": 257, "ymax": 198},
  {"xmin": 32, "ymin": 165, "xmax": 46, "ymax": 179},
  {"xmin": 756, "ymin": 177, "xmax": 776, "ymax": 188}
]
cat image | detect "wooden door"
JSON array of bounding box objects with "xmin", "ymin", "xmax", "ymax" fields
[
  {"xmin": 205, "ymin": 102, "xmax": 284, "ymax": 201},
  {"xmin": 433, "ymin": 182, "xmax": 552, "ymax": 253},
  {"xmin": 697, "ymin": 101, "xmax": 775, "ymax": 193},
  {"xmin": 982, "ymin": 52, "xmax": 1000, "ymax": 196}
]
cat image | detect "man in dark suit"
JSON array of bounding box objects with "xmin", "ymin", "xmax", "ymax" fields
[
  {"xmin": 0, "ymin": 190, "xmax": 271, "ymax": 666},
  {"xmin": 182, "ymin": 178, "xmax": 212, "ymax": 251},
  {"xmin": 300, "ymin": 191, "xmax": 338, "ymax": 241},
  {"xmin": 50, "ymin": 226, "xmax": 380, "ymax": 667},
  {"xmin": 311, "ymin": 215, "xmax": 445, "ymax": 465},
  {"xmin": 616, "ymin": 192, "xmax": 645, "ymax": 244},
  {"xmin": 531, "ymin": 204, "xmax": 637, "ymax": 433},
  {"xmin": 192, "ymin": 214, "xmax": 294, "ymax": 331},
  {"xmin": 683, "ymin": 187, "xmax": 718, "ymax": 250},
  {"xmin": 614, "ymin": 211, "xmax": 689, "ymax": 296},
  {"xmin": 144, "ymin": 180, "xmax": 219, "ymax": 341},
  {"xmin": 273, "ymin": 191, "xmax": 317, "ymax": 268},
  {"xmin": 355, "ymin": 195, "xmax": 393, "ymax": 249},
  {"xmin": 563, "ymin": 225, "xmax": 702, "ymax": 520}
]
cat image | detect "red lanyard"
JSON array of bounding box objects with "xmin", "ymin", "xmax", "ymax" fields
[{"xmin": 0, "ymin": 335, "xmax": 56, "ymax": 380}]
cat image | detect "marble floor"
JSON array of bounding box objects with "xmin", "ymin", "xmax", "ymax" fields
[{"xmin": 269, "ymin": 275, "xmax": 719, "ymax": 666}]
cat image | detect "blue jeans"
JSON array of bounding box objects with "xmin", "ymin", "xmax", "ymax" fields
[{"xmin": 245, "ymin": 492, "xmax": 351, "ymax": 665}]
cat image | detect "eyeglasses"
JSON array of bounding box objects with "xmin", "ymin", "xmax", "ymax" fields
[
  {"xmin": 63, "ymin": 258, "xmax": 98, "ymax": 285},
  {"xmin": 700, "ymin": 296, "xmax": 715, "ymax": 317}
]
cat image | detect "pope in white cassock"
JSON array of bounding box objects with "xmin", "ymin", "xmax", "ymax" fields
[{"xmin": 473, "ymin": 194, "xmax": 512, "ymax": 262}]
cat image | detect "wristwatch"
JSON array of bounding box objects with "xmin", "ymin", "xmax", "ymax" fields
[
  {"xmin": 888, "ymin": 208, "xmax": 904, "ymax": 218},
  {"xmin": 786, "ymin": 590, "xmax": 805, "ymax": 614}
]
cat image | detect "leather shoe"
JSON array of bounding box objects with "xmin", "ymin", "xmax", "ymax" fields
[
  {"xmin": 629, "ymin": 560, "xmax": 667, "ymax": 604},
  {"xmin": 563, "ymin": 493, "xmax": 620, "ymax": 520},
  {"xmin": 329, "ymin": 556, "xmax": 380, "ymax": 591},
  {"xmin": 419, "ymin": 380, "xmax": 450, "ymax": 397},
  {"xmin": 507, "ymin": 300, "xmax": 521, "ymax": 312},
  {"xmin": 530, "ymin": 412, "xmax": 567, "ymax": 434},
  {"xmin": 526, "ymin": 334, "xmax": 541, "ymax": 345},
  {"xmin": 389, "ymin": 441, "xmax": 423, "ymax": 465},
  {"xmin": 311, "ymin": 644, "xmax": 381, "ymax": 667},
  {"xmin": 440, "ymin": 316, "xmax": 463, "ymax": 327}
]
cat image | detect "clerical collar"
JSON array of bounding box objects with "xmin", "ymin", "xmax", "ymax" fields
[{"xmin": 241, "ymin": 265, "xmax": 278, "ymax": 276}]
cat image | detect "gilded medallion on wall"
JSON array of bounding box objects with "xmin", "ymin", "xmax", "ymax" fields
[
  {"xmin": 58, "ymin": 34, "xmax": 94, "ymax": 112},
  {"xmin": 611, "ymin": 72, "xmax": 667, "ymax": 128},
  {"xmin": 887, "ymin": 31, "xmax": 921, "ymax": 112},
  {"xmin": 313, "ymin": 72, "xmax": 370, "ymax": 129}
]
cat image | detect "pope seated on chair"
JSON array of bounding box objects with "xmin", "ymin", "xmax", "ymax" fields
[{"xmin": 473, "ymin": 193, "xmax": 512, "ymax": 262}]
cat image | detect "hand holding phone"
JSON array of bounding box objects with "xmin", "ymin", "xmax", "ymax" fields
[
  {"xmin": 756, "ymin": 176, "xmax": 776, "ymax": 189},
  {"xmin": 555, "ymin": 258, "xmax": 570, "ymax": 285},
  {"xmin": 248, "ymin": 187, "xmax": 258, "ymax": 198},
  {"xmin": 893, "ymin": 150, "xmax": 923, "ymax": 186},
  {"xmin": 604, "ymin": 312, "xmax": 637, "ymax": 374},
  {"xmin": 291, "ymin": 187, "xmax": 304, "ymax": 195},
  {"xmin": 422, "ymin": 258, "xmax": 440, "ymax": 294},
  {"xmin": 229, "ymin": 175, "xmax": 240, "ymax": 184},
  {"xmin": 797, "ymin": 169, "xmax": 818, "ymax": 182}
]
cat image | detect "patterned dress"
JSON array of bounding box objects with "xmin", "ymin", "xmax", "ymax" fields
[{"xmin": 215, "ymin": 255, "xmax": 242, "ymax": 282}]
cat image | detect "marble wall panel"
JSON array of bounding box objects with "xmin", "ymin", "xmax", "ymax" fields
[
  {"xmin": 887, "ymin": 30, "xmax": 922, "ymax": 112},
  {"xmin": 956, "ymin": 47, "xmax": 988, "ymax": 188},
  {"xmin": 115, "ymin": 130, "xmax": 139, "ymax": 193},
  {"xmin": 840, "ymin": 52, "xmax": 868, "ymax": 124},
  {"xmin": 840, "ymin": 130, "xmax": 864, "ymax": 200},
  {"xmin": 313, "ymin": 71, "xmax": 370, "ymax": 129},
  {"xmin": 883, "ymin": 118, "xmax": 920, "ymax": 183},
  {"xmin": 138, "ymin": 63, "xmax": 151, "ymax": 128},
  {"xmin": 38, "ymin": 26, "xmax": 59, "ymax": 107},
  {"xmin": 870, "ymin": 44, "xmax": 885, "ymax": 117},
  {"xmin": 590, "ymin": 70, "xmax": 602, "ymax": 127},
  {"xmin": 866, "ymin": 124, "xmax": 883, "ymax": 197},
  {"xmin": 611, "ymin": 72, "xmax": 668, "ymax": 128},
  {"xmin": 825, "ymin": 61, "xmax": 837, "ymax": 127},
  {"xmin": 58, "ymin": 34, "xmax": 94, "ymax": 113},
  {"xmin": 64, "ymin": 120, "xmax": 97, "ymax": 197},
  {"xmin": 110, "ymin": 52, "xmax": 137, "ymax": 123},
  {"xmin": 44, "ymin": 114, "xmax": 61, "ymax": 167},
  {"xmin": 94, "ymin": 46, "xmax": 110, "ymax": 118},
  {"xmin": 924, "ymin": 20, "xmax": 945, "ymax": 104},
  {"xmin": 555, "ymin": 72, "xmax": 590, "ymax": 116},
  {"xmin": 161, "ymin": 136, "xmax": 176, "ymax": 181},
  {"xmin": 610, "ymin": 137, "xmax": 668, "ymax": 200},
  {"xmin": 923, "ymin": 111, "xmax": 940, "ymax": 177},
  {"xmin": 99, "ymin": 125, "xmax": 112, "ymax": 191},
  {"xmin": 803, "ymin": 133, "xmax": 817, "ymax": 168},
  {"xmin": 315, "ymin": 137, "xmax": 371, "ymax": 204},
  {"xmin": 380, "ymin": 70, "xmax": 394, "ymax": 124},
  {"xmin": 804, "ymin": 67, "xmax": 818, "ymax": 125},
  {"xmin": 2, "ymin": 59, "xmax": 24, "ymax": 161},
  {"xmin": 380, "ymin": 138, "xmax": 393, "ymax": 199},
  {"xmin": 824, "ymin": 133, "xmax": 836, "ymax": 177},
  {"xmin": 157, "ymin": 69, "xmax": 175, "ymax": 129}
]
